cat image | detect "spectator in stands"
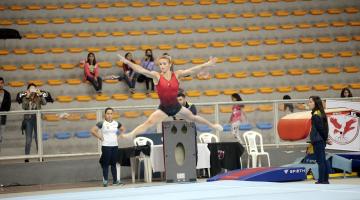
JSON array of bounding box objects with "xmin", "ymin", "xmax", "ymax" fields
[
  {"xmin": 308, "ymin": 96, "xmax": 330, "ymax": 184},
  {"xmin": 84, "ymin": 52, "xmax": 102, "ymax": 94},
  {"xmin": 229, "ymin": 93, "xmax": 246, "ymax": 142},
  {"xmin": 177, "ymin": 93, "xmax": 197, "ymax": 115},
  {"xmin": 91, "ymin": 107, "xmax": 125, "ymax": 187},
  {"xmin": 105, "ymin": 52, "xmax": 138, "ymax": 94},
  {"xmin": 279, "ymin": 95, "xmax": 294, "ymax": 113},
  {"xmin": 340, "ymin": 88, "xmax": 353, "ymax": 98},
  {"xmin": 21, "ymin": 83, "xmax": 47, "ymax": 162},
  {"xmin": 0, "ymin": 77, "xmax": 11, "ymax": 146},
  {"xmin": 140, "ymin": 49, "xmax": 155, "ymax": 94}
]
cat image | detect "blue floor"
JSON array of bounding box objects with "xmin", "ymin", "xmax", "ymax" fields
[{"xmin": 2, "ymin": 181, "xmax": 360, "ymax": 200}]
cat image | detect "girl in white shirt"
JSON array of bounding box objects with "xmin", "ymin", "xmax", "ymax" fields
[{"xmin": 91, "ymin": 107, "xmax": 125, "ymax": 187}]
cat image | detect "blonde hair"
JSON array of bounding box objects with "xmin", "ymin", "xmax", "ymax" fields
[{"xmin": 156, "ymin": 55, "xmax": 172, "ymax": 65}]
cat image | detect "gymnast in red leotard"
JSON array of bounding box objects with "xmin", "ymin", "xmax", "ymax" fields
[{"xmin": 117, "ymin": 54, "xmax": 223, "ymax": 138}]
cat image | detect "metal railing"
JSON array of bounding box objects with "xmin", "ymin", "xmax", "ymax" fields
[{"xmin": 0, "ymin": 97, "xmax": 358, "ymax": 162}]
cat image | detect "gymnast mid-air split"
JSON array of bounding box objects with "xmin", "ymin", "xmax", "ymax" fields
[{"xmin": 117, "ymin": 54, "xmax": 223, "ymax": 139}]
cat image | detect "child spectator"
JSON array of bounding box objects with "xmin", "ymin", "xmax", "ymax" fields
[{"xmin": 84, "ymin": 52, "xmax": 102, "ymax": 94}]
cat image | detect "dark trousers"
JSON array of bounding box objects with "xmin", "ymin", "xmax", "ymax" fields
[
  {"xmin": 100, "ymin": 146, "xmax": 118, "ymax": 182},
  {"xmin": 313, "ymin": 140, "xmax": 329, "ymax": 183},
  {"xmin": 24, "ymin": 117, "xmax": 38, "ymax": 155},
  {"xmin": 145, "ymin": 77, "xmax": 154, "ymax": 91},
  {"xmin": 87, "ymin": 76, "xmax": 102, "ymax": 92},
  {"xmin": 118, "ymin": 73, "xmax": 138, "ymax": 89}
]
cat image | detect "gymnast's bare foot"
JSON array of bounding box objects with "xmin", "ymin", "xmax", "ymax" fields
[
  {"xmin": 212, "ymin": 124, "xmax": 223, "ymax": 132},
  {"xmin": 121, "ymin": 132, "xmax": 135, "ymax": 140}
]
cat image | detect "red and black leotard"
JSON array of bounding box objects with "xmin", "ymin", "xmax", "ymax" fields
[{"xmin": 156, "ymin": 72, "xmax": 182, "ymax": 116}]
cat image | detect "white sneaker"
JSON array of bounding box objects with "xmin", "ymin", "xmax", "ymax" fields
[{"xmin": 214, "ymin": 124, "xmax": 223, "ymax": 132}]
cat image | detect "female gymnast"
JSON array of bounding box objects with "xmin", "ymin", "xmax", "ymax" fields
[{"xmin": 117, "ymin": 54, "xmax": 223, "ymax": 138}]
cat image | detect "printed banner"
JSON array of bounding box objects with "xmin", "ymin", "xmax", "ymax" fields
[{"xmin": 326, "ymin": 114, "xmax": 360, "ymax": 151}]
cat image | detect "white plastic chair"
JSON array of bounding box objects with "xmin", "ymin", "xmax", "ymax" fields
[
  {"xmin": 198, "ymin": 133, "xmax": 219, "ymax": 177},
  {"xmin": 199, "ymin": 132, "xmax": 219, "ymax": 143},
  {"xmin": 133, "ymin": 137, "xmax": 154, "ymax": 183},
  {"xmin": 243, "ymin": 131, "xmax": 271, "ymax": 168}
]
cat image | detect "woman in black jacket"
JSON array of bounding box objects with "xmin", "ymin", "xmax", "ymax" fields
[
  {"xmin": 0, "ymin": 77, "xmax": 11, "ymax": 144},
  {"xmin": 308, "ymin": 96, "xmax": 330, "ymax": 184}
]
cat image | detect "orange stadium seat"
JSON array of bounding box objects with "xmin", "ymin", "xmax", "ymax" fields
[
  {"xmin": 350, "ymin": 83, "xmax": 360, "ymax": 89},
  {"xmin": 95, "ymin": 94, "xmax": 110, "ymax": 101},
  {"xmin": 244, "ymin": 105, "xmax": 256, "ymax": 113},
  {"xmin": 148, "ymin": 1, "xmax": 161, "ymax": 7},
  {"xmin": 240, "ymin": 88, "xmax": 257, "ymax": 95},
  {"xmin": 307, "ymin": 68, "xmax": 322, "ymax": 75},
  {"xmin": 21, "ymin": 64, "xmax": 36, "ymax": 70},
  {"xmin": 0, "ymin": 50, "xmax": 9, "ymax": 56},
  {"xmin": 258, "ymin": 105, "xmax": 273, "ymax": 112},
  {"xmin": 112, "ymin": 94, "xmax": 129, "ymax": 101},
  {"xmin": 40, "ymin": 64, "xmax": 55, "ymax": 70},
  {"xmin": 31, "ymin": 48, "xmax": 47, "ymax": 54},
  {"xmin": 345, "ymin": 7, "xmax": 359, "ymax": 14},
  {"xmin": 288, "ymin": 69, "xmax": 304, "ymax": 76},
  {"xmin": 95, "ymin": 3, "xmax": 110, "ymax": 9},
  {"xmin": 295, "ymin": 85, "xmax": 311, "ymax": 92},
  {"xmin": 233, "ymin": 71, "xmax": 247, "ymax": 78},
  {"xmin": 10, "ymin": 5, "xmax": 24, "ymax": 11},
  {"xmin": 282, "ymin": 38, "xmax": 297, "ymax": 45},
  {"xmin": 182, "ymin": 1, "xmax": 196, "ymax": 6},
  {"xmin": 186, "ymin": 90, "xmax": 201, "ymax": 97},
  {"xmin": 104, "ymin": 16, "xmax": 119, "ymax": 22},
  {"xmin": 76, "ymin": 95, "xmax": 92, "ymax": 102},
  {"xmin": 195, "ymin": 28, "xmax": 209, "ymax": 33},
  {"xmin": 13, "ymin": 49, "xmax": 28, "ymax": 55},
  {"xmin": 259, "ymin": 87, "xmax": 274, "ymax": 94},
  {"xmin": 223, "ymin": 89, "xmax": 238, "ymax": 95},
  {"xmin": 48, "ymin": 80, "xmax": 63, "ymax": 86},
  {"xmin": 313, "ymin": 85, "xmax": 329, "ymax": 91},
  {"xmin": 132, "ymin": 93, "xmax": 147, "ymax": 100},
  {"xmin": 51, "ymin": 48, "xmax": 65, "ymax": 54},
  {"xmin": 79, "ymin": 3, "xmax": 93, "ymax": 9},
  {"xmin": 220, "ymin": 106, "xmax": 232, "ymax": 113},
  {"xmin": 283, "ymin": 53, "xmax": 298, "ymax": 60},
  {"xmin": 204, "ymin": 90, "xmax": 220, "ymax": 96},
  {"xmin": 277, "ymin": 86, "xmax": 292, "ymax": 93},
  {"xmin": 66, "ymin": 79, "xmax": 82, "ymax": 85},
  {"xmin": 200, "ymin": 107, "xmax": 214, "ymax": 114},
  {"xmin": 17, "ymin": 19, "xmax": 31, "ymax": 25},
  {"xmin": 84, "ymin": 112, "xmax": 96, "ymax": 120},
  {"xmin": 252, "ymin": 71, "xmax": 267, "ymax": 77},
  {"xmin": 87, "ymin": 17, "xmax": 101, "ymax": 23},
  {"xmin": 28, "ymin": 80, "xmax": 44, "ymax": 87},
  {"xmin": 87, "ymin": 47, "xmax": 102, "ymax": 53},
  {"xmin": 336, "ymin": 36, "xmax": 351, "ymax": 42},
  {"xmin": 9, "ymin": 81, "xmax": 25, "ymax": 87},
  {"xmin": 44, "ymin": 114, "xmax": 60, "ymax": 121},
  {"xmin": 60, "ymin": 63, "xmax": 75, "ymax": 70},
  {"xmin": 215, "ymin": 73, "xmax": 231, "ymax": 79},
  {"xmin": 57, "ymin": 96, "xmax": 73, "ymax": 103},
  {"xmin": 2, "ymin": 65, "xmax": 17, "ymax": 71},
  {"xmin": 332, "ymin": 84, "xmax": 347, "ymax": 90},
  {"xmin": 318, "ymin": 37, "xmax": 333, "ymax": 43},
  {"xmin": 270, "ymin": 70, "xmax": 285, "ymax": 76},
  {"xmin": 325, "ymin": 67, "xmax": 341, "ymax": 74},
  {"xmin": 124, "ymin": 111, "xmax": 141, "ymax": 118},
  {"xmin": 344, "ymin": 66, "xmax": 359, "ymax": 73}
]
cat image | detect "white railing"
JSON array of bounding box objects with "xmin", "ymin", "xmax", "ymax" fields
[{"xmin": 0, "ymin": 97, "xmax": 358, "ymax": 162}]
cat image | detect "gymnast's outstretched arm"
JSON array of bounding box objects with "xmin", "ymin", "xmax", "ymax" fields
[
  {"xmin": 117, "ymin": 54, "xmax": 159, "ymax": 81},
  {"xmin": 175, "ymin": 57, "xmax": 217, "ymax": 78}
]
